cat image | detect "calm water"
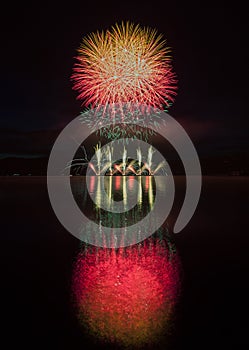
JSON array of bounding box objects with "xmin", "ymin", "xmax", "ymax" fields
[{"xmin": 1, "ymin": 176, "xmax": 249, "ymax": 349}]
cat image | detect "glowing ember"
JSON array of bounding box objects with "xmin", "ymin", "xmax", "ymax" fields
[
  {"xmin": 72, "ymin": 22, "xmax": 177, "ymax": 114},
  {"xmin": 72, "ymin": 238, "xmax": 181, "ymax": 347}
]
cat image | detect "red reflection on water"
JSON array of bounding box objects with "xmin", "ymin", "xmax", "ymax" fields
[
  {"xmin": 128, "ymin": 176, "xmax": 135, "ymax": 190},
  {"xmin": 114, "ymin": 176, "xmax": 121, "ymax": 190},
  {"xmin": 89, "ymin": 176, "xmax": 95, "ymax": 194},
  {"xmin": 72, "ymin": 238, "xmax": 181, "ymax": 347},
  {"xmin": 145, "ymin": 175, "xmax": 150, "ymax": 191}
]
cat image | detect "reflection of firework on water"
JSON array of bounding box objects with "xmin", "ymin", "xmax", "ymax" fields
[
  {"xmin": 72, "ymin": 234, "xmax": 181, "ymax": 348},
  {"xmin": 72, "ymin": 22, "xmax": 177, "ymax": 115},
  {"xmin": 67, "ymin": 143, "xmax": 167, "ymax": 176},
  {"xmin": 74, "ymin": 176, "xmax": 156, "ymax": 232}
]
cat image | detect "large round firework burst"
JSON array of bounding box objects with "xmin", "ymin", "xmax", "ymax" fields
[{"xmin": 72, "ymin": 22, "xmax": 177, "ymax": 114}]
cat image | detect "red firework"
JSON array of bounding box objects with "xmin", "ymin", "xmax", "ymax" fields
[{"xmin": 72, "ymin": 22, "xmax": 177, "ymax": 114}]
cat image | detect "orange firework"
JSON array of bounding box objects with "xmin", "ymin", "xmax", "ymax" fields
[{"xmin": 72, "ymin": 22, "xmax": 177, "ymax": 114}]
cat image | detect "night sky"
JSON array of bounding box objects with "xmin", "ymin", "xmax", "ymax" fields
[
  {"xmin": 1, "ymin": 4, "xmax": 249, "ymax": 348},
  {"xmin": 1, "ymin": 1, "xmax": 248, "ymax": 161}
]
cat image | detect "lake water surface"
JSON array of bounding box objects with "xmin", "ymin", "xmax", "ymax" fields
[{"xmin": 1, "ymin": 176, "xmax": 248, "ymax": 349}]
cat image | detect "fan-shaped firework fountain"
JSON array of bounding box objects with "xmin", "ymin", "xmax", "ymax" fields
[{"xmin": 68, "ymin": 143, "xmax": 167, "ymax": 176}]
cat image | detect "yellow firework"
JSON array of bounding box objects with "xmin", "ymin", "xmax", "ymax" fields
[{"xmin": 72, "ymin": 22, "xmax": 177, "ymax": 114}]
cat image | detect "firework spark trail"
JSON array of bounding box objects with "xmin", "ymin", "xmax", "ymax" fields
[
  {"xmin": 122, "ymin": 146, "xmax": 127, "ymax": 175},
  {"xmin": 137, "ymin": 147, "xmax": 142, "ymax": 169},
  {"xmin": 106, "ymin": 145, "xmax": 113, "ymax": 174},
  {"xmin": 94, "ymin": 143, "xmax": 102, "ymax": 175},
  {"xmin": 146, "ymin": 145, "xmax": 155, "ymax": 174},
  {"xmin": 72, "ymin": 22, "xmax": 177, "ymax": 115}
]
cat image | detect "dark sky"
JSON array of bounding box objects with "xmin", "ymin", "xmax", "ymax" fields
[{"xmin": 0, "ymin": 1, "xmax": 248, "ymax": 158}]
